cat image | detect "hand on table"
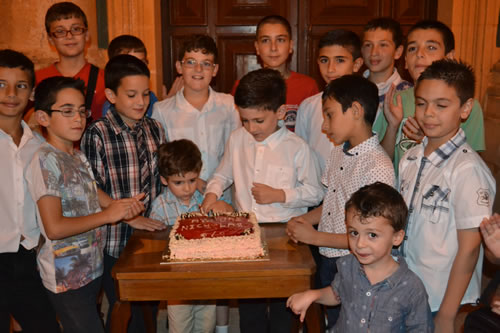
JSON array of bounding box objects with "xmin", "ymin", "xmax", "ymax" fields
[{"xmin": 287, "ymin": 217, "xmax": 315, "ymax": 244}]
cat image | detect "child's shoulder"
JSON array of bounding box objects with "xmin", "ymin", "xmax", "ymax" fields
[{"xmin": 299, "ymin": 91, "xmax": 323, "ymax": 107}]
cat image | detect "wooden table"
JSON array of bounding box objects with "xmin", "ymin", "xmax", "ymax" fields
[{"xmin": 111, "ymin": 223, "xmax": 324, "ymax": 333}]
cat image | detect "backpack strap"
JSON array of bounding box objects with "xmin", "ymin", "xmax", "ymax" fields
[{"xmin": 85, "ymin": 64, "xmax": 99, "ymax": 120}]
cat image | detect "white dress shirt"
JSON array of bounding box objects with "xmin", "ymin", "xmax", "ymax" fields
[
  {"xmin": 206, "ymin": 125, "xmax": 324, "ymax": 222},
  {"xmin": 0, "ymin": 122, "xmax": 43, "ymax": 252},
  {"xmin": 295, "ymin": 92, "xmax": 332, "ymax": 174}
]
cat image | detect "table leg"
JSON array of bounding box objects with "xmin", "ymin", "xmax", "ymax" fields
[
  {"xmin": 304, "ymin": 303, "xmax": 325, "ymax": 333},
  {"xmin": 110, "ymin": 300, "xmax": 131, "ymax": 333}
]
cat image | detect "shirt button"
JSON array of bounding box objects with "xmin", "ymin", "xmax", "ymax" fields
[
  {"xmin": 361, "ymin": 318, "xmax": 366, "ymax": 324},
  {"xmin": 340, "ymin": 167, "xmax": 343, "ymax": 170},
  {"xmin": 366, "ymin": 291, "xmax": 371, "ymax": 296},
  {"xmin": 388, "ymin": 316, "xmax": 393, "ymax": 321}
]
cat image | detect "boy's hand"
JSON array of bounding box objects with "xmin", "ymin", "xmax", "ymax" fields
[
  {"xmin": 251, "ymin": 183, "xmax": 285, "ymax": 204},
  {"xmin": 124, "ymin": 216, "xmax": 167, "ymax": 231},
  {"xmin": 196, "ymin": 178, "xmax": 207, "ymax": 194},
  {"xmin": 402, "ymin": 116, "xmax": 424, "ymax": 142},
  {"xmin": 491, "ymin": 295, "xmax": 500, "ymax": 315},
  {"xmin": 210, "ymin": 201, "xmax": 234, "ymax": 213},
  {"xmin": 287, "ymin": 218, "xmax": 316, "ymax": 244},
  {"xmin": 384, "ymin": 84, "xmax": 403, "ymax": 129},
  {"xmin": 105, "ymin": 197, "xmax": 145, "ymax": 222},
  {"xmin": 286, "ymin": 291, "xmax": 315, "ymax": 322},
  {"xmin": 434, "ymin": 312, "xmax": 455, "ymax": 333},
  {"xmin": 480, "ymin": 214, "xmax": 500, "ymax": 260},
  {"xmin": 200, "ymin": 193, "xmax": 217, "ymax": 213},
  {"xmin": 163, "ymin": 76, "xmax": 184, "ymax": 99}
]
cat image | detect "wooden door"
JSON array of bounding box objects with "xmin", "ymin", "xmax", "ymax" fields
[{"xmin": 161, "ymin": 0, "xmax": 436, "ymax": 93}]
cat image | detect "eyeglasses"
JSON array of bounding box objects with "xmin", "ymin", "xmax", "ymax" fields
[
  {"xmin": 50, "ymin": 26, "xmax": 87, "ymax": 39},
  {"xmin": 47, "ymin": 108, "xmax": 91, "ymax": 118},
  {"xmin": 180, "ymin": 59, "xmax": 216, "ymax": 70}
]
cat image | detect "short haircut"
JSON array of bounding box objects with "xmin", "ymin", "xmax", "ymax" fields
[
  {"xmin": 318, "ymin": 29, "xmax": 362, "ymax": 60},
  {"xmin": 178, "ymin": 35, "xmax": 218, "ymax": 63},
  {"xmin": 234, "ymin": 68, "xmax": 286, "ymax": 112},
  {"xmin": 108, "ymin": 35, "xmax": 147, "ymax": 59},
  {"xmin": 34, "ymin": 76, "xmax": 86, "ymax": 113},
  {"xmin": 407, "ymin": 20, "xmax": 455, "ymax": 54},
  {"xmin": 417, "ymin": 59, "xmax": 475, "ymax": 105},
  {"xmin": 322, "ymin": 75, "xmax": 379, "ymax": 125},
  {"xmin": 345, "ymin": 182, "xmax": 408, "ymax": 232},
  {"xmin": 105, "ymin": 54, "xmax": 150, "ymax": 92},
  {"xmin": 256, "ymin": 15, "xmax": 292, "ymax": 39},
  {"xmin": 158, "ymin": 139, "xmax": 203, "ymax": 178},
  {"xmin": 45, "ymin": 2, "xmax": 88, "ymax": 34},
  {"xmin": 364, "ymin": 17, "xmax": 404, "ymax": 48},
  {"xmin": 0, "ymin": 49, "xmax": 35, "ymax": 88}
]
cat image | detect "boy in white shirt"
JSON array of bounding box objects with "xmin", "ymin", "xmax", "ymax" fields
[{"xmin": 202, "ymin": 68, "xmax": 324, "ymax": 333}]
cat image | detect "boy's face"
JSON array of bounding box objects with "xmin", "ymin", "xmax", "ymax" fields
[
  {"xmin": 238, "ymin": 106, "xmax": 284, "ymax": 142},
  {"xmin": 254, "ymin": 23, "xmax": 293, "ymax": 70},
  {"xmin": 0, "ymin": 67, "xmax": 32, "ymax": 119},
  {"xmin": 346, "ymin": 208, "xmax": 404, "ymax": 270},
  {"xmin": 415, "ymin": 79, "xmax": 472, "ymax": 148},
  {"xmin": 48, "ymin": 17, "xmax": 89, "ymax": 58},
  {"xmin": 405, "ymin": 28, "xmax": 453, "ymax": 81},
  {"xmin": 317, "ymin": 45, "xmax": 362, "ymax": 84},
  {"xmin": 362, "ymin": 28, "xmax": 402, "ymax": 75},
  {"xmin": 321, "ymin": 97, "xmax": 356, "ymax": 145},
  {"xmin": 161, "ymin": 171, "xmax": 199, "ymax": 205},
  {"xmin": 105, "ymin": 75, "xmax": 150, "ymax": 127},
  {"xmin": 176, "ymin": 50, "xmax": 218, "ymax": 93},
  {"xmin": 37, "ymin": 88, "xmax": 86, "ymax": 145}
]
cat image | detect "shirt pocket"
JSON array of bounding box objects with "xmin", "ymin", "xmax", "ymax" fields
[
  {"xmin": 374, "ymin": 309, "xmax": 404, "ymax": 332},
  {"xmin": 266, "ymin": 165, "xmax": 295, "ymax": 189},
  {"xmin": 420, "ymin": 184, "xmax": 450, "ymax": 224}
]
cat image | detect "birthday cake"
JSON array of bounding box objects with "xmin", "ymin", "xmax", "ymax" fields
[{"xmin": 167, "ymin": 212, "xmax": 264, "ymax": 261}]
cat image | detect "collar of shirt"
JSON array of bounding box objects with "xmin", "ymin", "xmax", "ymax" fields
[
  {"xmin": 408, "ymin": 128, "xmax": 467, "ymax": 167},
  {"xmin": 363, "ymin": 68, "xmax": 402, "ymax": 96},
  {"xmin": 106, "ymin": 105, "xmax": 147, "ymax": 135},
  {"xmin": 0, "ymin": 120, "xmax": 37, "ymax": 147},
  {"xmin": 354, "ymin": 250, "xmax": 410, "ymax": 289},
  {"xmin": 245, "ymin": 122, "xmax": 288, "ymax": 150},
  {"xmin": 175, "ymin": 86, "xmax": 216, "ymax": 113},
  {"xmin": 342, "ymin": 133, "xmax": 380, "ymax": 156},
  {"xmin": 165, "ymin": 187, "xmax": 204, "ymax": 211}
]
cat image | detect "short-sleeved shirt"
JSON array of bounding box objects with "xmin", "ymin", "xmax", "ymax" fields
[
  {"xmin": 81, "ymin": 106, "xmax": 166, "ymax": 257},
  {"xmin": 27, "ymin": 143, "xmax": 105, "ymax": 293},
  {"xmin": 36, "ymin": 62, "xmax": 106, "ymax": 121},
  {"xmin": 331, "ymin": 253, "xmax": 433, "ymax": 333},
  {"xmin": 318, "ymin": 134, "xmax": 395, "ymax": 258},
  {"xmin": 150, "ymin": 188, "xmax": 204, "ymax": 225},
  {"xmin": 295, "ymin": 92, "xmax": 332, "ymax": 174},
  {"xmin": 398, "ymin": 129, "xmax": 495, "ymax": 311},
  {"xmin": 372, "ymin": 87, "xmax": 485, "ymax": 175}
]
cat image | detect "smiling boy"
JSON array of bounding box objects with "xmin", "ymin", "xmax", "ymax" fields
[{"xmin": 287, "ymin": 182, "xmax": 433, "ymax": 332}]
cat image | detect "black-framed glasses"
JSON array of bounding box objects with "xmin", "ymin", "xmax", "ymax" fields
[
  {"xmin": 47, "ymin": 108, "xmax": 91, "ymax": 118},
  {"xmin": 180, "ymin": 59, "xmax": 216, "ymax": 70},
  {"xmin": 50, "ymin": 26, "xmax": 87, "ymax": 39}
]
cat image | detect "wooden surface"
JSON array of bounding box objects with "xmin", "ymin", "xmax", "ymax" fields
[{"xmin": 111, "ymin": 223, "xmax": 323, "ymax": 332}]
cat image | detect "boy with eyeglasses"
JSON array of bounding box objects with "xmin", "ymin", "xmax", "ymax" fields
[
  {"xmin": 36, "ymin": 2, "xmax": 106, "ymax": 122},
  {"xmin": 27, "ymin": 76, "xmax": 146, "ymax": 333}
]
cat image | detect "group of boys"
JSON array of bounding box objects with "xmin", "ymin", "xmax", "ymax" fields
[{"xmin": 0, "ymin": 2, "xmax": 497, "ymax": 333}]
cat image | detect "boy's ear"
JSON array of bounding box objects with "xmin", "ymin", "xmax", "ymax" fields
[
  {"xmin": 276, "ymin": 105, "xmax": 286, "ymax": 120},
  {"xmin": 445, "ymin": 49, "xmax": 455, "ymax": 60},
  {"xmin": 29, "ymin": 88, "xmax": 35, "ymax": 102},
  {"xmin": 254, "ymin": 40, "xmax": 261, "ymax": 56},
  {"xmin": 160, "ymin": 176, "xmax": 168, "ymax": 186},
  {"xmin": 175, "ymin": 60, "xmax": 183, "ymax": 75},
  {"xmin": 460, "ymin": 98, "xmax": 474, "ymax": 121},
  {"xmin": 288, "ymin": 39, "xmax": 294, "ymax": 55},
  {"xmin": 350, "ymin": 101, "xmax": 364, "ymax": 120},
  {"xmin": 353, "ymin": 57, "xmax": 364, "ymax": 73},
  {"xmin": 392, "ymin": 230, "xmax": 405, "ymax": 247},
  {"xmin": 394, "ymin": 45, "xmax": 404, "ymax": 60},
  {"xmin": 105, "ymin": 88, "xmax": 117, "ymax": 104},
  {"xmin": 212, "ymin": 64, "xmax": 219, "ymax": 77},
  {"xmin": 35, "ymin": 110, "xmax": 50, "ymax": 127}
]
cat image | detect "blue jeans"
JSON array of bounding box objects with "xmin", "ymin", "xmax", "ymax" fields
[
  {"xmin": 46, "ymin": 276, "xmax": 104, "ymax": 333},
  {"xmin": 319, "ymin": 255, "xmax": 341, "ymax": 329}
]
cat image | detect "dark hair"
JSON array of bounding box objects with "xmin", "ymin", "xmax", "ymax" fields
[
  {"xmin": 322, "ymin": 75, "xmax": 379, "ymax": 125},
  {"xmin": 34, "ymin": 76, "xmax": 85, "ymax": 113},
  {"xmin": 345, "ymin": 182, "xmax": 408, "ymax": 232},
  {"xmin": 407, "ymin": 20, "xmax": 455, "ymax": 55},
  {"xmin": 158, "ymin": 139, "xmax": 203, "ymax": 178},
  {"xmin": 318, "ymin": 29, "xmax": 362, "ymax": 60},
  {"xmin": 178, "ymin": 35, "xmax": 218, "ymax": 63},
  {"xmin": 234, "ymin": 68, "xmax": 286, "ymax": 111},
  {"xmin": 256, "ymin": 15, "xmax": 292, "ymax": 39},
  {"xmin": 105, "ymin": 54, "xmax": 150, "ymax": 92},
  {"xmin": 364, "ymin": 17, "xmax": 404, "ymax": 48},
  {"xmin": 417, "ymin": 59, "xmax": 475, "ymax": 105},
  {"xmin": 108, "ymin": 35, "xmax": 147, "ymax": 59},
  {"xmin": 45, "ymin": 2, "xmax": 88, "ymax": 34},
  {"xmin": 0, "ymin": 49, "xmax": 35, "ymax": 88}
]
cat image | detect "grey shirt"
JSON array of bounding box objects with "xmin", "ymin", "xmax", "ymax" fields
[{"xmin": 332, "ymin": 252, "xmax": 433, "ymax": 333}]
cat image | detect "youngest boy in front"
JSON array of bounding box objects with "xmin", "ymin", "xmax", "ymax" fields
[
  {"xmin": 150, "ymin": 139, "xmax": 217, "ymax": 333},
  {"xmin": 398, "ymin": 59, "xmax": 496, "ymax": 332},
  {"xmin": 287, "ymin": 182, "xmax": 433, "ymax": 332}
]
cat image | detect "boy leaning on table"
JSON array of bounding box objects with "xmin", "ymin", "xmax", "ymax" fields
[{"xmin": 201, "ymin": 68, "xmax": 324, "ymax": 333}]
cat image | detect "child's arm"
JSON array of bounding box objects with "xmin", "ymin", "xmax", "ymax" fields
[
  {"xmin": 200, "ymin": 193, "xmax": 234, "ymax": 213},
  {"xmin": 287, "ymin": 287, "xmax": 340, "ymax": 322},
  {"xmin": 37, "ymin": 195, "xmax": 144, "ymax": 240},
  {"xmin": 480, "ymin": 214, "xmax": 500, "ymax": 263},
  {"xmin": 435, "ymin": 227, "xmax": 482, "ymax": 333}
]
